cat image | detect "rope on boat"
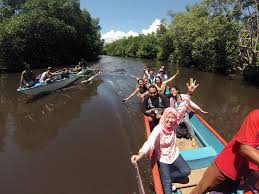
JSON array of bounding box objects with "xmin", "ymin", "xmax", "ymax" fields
[{"xmin": 134, "ymin": 162, "xmax": 146, "ymax": 194}]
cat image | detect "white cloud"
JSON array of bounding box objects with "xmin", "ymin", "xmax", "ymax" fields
[
  {"xmin": 101, "ymin": 18, "xmax": 162, "ymax": 44},
  {"xmin": 141, "ymin": 18, "xmax": 161, "ymax": 35},
  {"xmin": 101, "ymin": 30, "xmax": 138, "ymax": 44}
]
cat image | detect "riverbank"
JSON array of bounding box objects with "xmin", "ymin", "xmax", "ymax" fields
[{"xmin": 103, "ymin": 54, "xmax": 259, "ymax": 86}]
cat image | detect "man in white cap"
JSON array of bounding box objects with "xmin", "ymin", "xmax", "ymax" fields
[
  {"xmin": 157, "ymin": 67, "xmax": 168, "ymax": 81},
  {"xmin": 39, "ymin": 67, "xmax": 59, "ymax": 83}
]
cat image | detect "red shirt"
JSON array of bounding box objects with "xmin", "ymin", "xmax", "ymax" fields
[{"xmin": 215, "ymin": 110, "xmax": 259, "ymax": 181}]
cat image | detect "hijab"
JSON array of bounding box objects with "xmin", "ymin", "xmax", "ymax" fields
[{"xmin": 159, "ymin": 107, "xmax": 177, "ymax": 133}]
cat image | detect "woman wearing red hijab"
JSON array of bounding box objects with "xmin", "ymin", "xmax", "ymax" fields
[
  {"xmin": 131, "ymin": 78, "xmax": 199, "ymax": 194},
  {"xmin": 190, "ymin": 109, "xmax": 259, "ymax": 194}
]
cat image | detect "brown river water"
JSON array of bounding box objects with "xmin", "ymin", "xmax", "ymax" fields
[{"xmin": 0, "ymin": 55, "xmax": 258, "ymax": 194}]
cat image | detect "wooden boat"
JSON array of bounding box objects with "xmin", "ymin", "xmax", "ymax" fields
[
  {"xmin": 143, "ymin": 111, "xmax": 252, "ymax": 194},
  {"xmin": 17, "ymin": 68, "xmax": 99, "ymax": 95}
]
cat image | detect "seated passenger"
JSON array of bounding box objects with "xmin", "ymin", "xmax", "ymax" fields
[
  {"xmin": 170, "ymin": 86, "xmax": 208, "ymax": 114},
  {"xmin": 19, "ymin": 63, "xmax": 35, "ymax": 88},
  {"xmin": 72, "ymin": 62, "xmax": 83, "ymax": 73},
  {"xmin": 122, "ymin": 79, "xmax": 149, "ymax": 102},
  {"xmin": 129, "ymin": 74, "xmax": 151, "ymax": 89},
  {"xmin": 81, "ymin": 59, "xmax": 89, "ymax": 68},
  {"xmin": 143, "ymin": 76, "xmax": 151, "ymax": 89},
  {"xmin": 144, "ymin": 68, "xmax": 156, "ymax": 85},
  {"xmin": 155, "ymin": 69, "xmax": 179, "ymax": 94},
  {"xmin": 131, "ymin": 78, "xmax": 199, "ymax": 194},
  {"xmin": 157, "ymin": 67, "xmax": 168, "ymax": 81},
  {"xmin": 169, "ymin": 85, "xmax": 208, "ymax": 146},
  {"xmin": 142, "ymin": 85, "xmax": 169, "ymax": 126},
  {"xmin": 61, "ymin": 67, "xmax": 70, "ymax": 79},
  {"xmin": 39, "ymin": 67, "xmax": 59, "ymax": 84}
]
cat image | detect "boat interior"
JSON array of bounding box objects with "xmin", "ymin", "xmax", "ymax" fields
[
  {"xmin": 172, "ymin": 113, "xmax": 243, "ymax": 194},
  {"xmin": 175, "ymin": 137, "xmax": 207, "ymax": 194}
]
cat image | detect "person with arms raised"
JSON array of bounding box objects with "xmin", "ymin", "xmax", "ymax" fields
[
  {"xmin": 169, "ymin": 85, "xmax": 208, "ymax": 146},
  {"xmin": 131, "ymin": 78, "xmax": 199, "ymax": 194},
  {"xmin": 154, "ymin": 69, "xmax": 179, "ymax": 94},
  {"xmin": 122, "ymin": 78, "xmax": 149, "ymax": 102}
]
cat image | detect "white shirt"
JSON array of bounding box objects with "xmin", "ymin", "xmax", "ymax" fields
[{"xmin": 39, "ymin": 71, "xmax": 49, "ymax": 83}]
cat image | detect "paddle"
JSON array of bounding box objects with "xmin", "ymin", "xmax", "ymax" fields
[
  {"xmin": 81, "ymin": 71, "xmax": 101, "ymax": 84},
  {"xmin": 133, "ymin": 162, "xmax": 146, "ymax": 194}
]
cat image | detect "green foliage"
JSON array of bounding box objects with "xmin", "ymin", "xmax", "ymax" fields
[
  {"xmin": 202, "ymin": 0, "xmax": 259, "ymax": 69},
  {"xmin": 0, "ymin": 0, "xmax": 103, "ymax": 71},
  {"xmin": 0, "ymin": 0, "xmax": 25, "ymax": 20},
  {"xmin": 169, "ymin": 5, "xmax": 241, "ymax": 73},
  {"xmin": 104, "ymin": 33, "xmax": 159, "ymax": 59},
  {"xmin": 104, "ymin": 2, "xmax": 242, "ymax": 75}
]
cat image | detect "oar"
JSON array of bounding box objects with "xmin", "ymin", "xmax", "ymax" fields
[
  {"xmin": 134, "ymin": 162, "xmax": 146, "ymax": 194},
  {"xmin": 81, "ymin": 71, "xmax": 101, "ymax": 84}
]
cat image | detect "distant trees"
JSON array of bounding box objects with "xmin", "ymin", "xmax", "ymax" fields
[
  {"xmin": 0, "ymin": 0, "xmax": 103, "ymax": 71},
  {"xmin": 168, "ymin": 4, "xmax": 241, "ymax": 74},
  {"xmin": 103, "ymin": 34, "xmax": 159, "ymax": 59},
  {"xmin": 104, "ymin": 0, "xmax": 258, "ymax": 76},
  {"xmin": 203, "ymin": 0, "xmax": 259, "ymax": 71}
]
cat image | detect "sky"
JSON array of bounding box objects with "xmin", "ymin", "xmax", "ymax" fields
[{"xmin": 80, "ymin": 0, "xmax": 201, "ymax": 43}]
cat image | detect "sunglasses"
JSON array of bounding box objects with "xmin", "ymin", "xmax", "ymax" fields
[{"xmin": 149, "ymin": 92, "xmax": 157, "ymax": 95}]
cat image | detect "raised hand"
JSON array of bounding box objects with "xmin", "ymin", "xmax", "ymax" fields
[
  {"xmin": 186, "ymin": 78, "xmax": 199, "ymax": 94},
  {"xmin": 199, "ymin": 108, "xmax": 208, "ymax": 114}
]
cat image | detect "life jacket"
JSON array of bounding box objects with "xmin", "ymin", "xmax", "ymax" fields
[
  {"xmin": 149, "ymin": 76, "xmax": 155, "ymax": 85},
  {"xmin": 164, "ymin": 86, "xmax": 171, "ymax": 95}
]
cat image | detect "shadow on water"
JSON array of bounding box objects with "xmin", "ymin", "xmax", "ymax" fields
[
  {"xmin": 0, "ymin": 111, "xmax": 6, "ymax": 152},
  {"xmin": 25, "ymin": 92, "xmax": 51, "ymax": 104},
  {"xmin": 24, "ymin": 80, "xmax": 97, "ymax": 104},
  {"xmin": 1, "ymin": 77, "xmax": 102, "ymax": 151}
]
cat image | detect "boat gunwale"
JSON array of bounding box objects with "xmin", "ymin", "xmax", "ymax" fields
[
  {"xmin": 17, "ymin": 68, "xmax": 98, "ymax": 95},
  {"xmin": 143, "ymin": 109, "xmax": 228, "ymax": 194},
  {"xmin": 17, "ymin": 70, "xmax": 86, "ymax": 92}
]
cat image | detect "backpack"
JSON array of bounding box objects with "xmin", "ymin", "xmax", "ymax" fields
[{"xmin": 176, "ymin": 123, "xmax": 191, "ymax": 139}]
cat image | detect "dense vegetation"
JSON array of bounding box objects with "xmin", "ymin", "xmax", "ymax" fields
[
  {"xmin": 0, "ymin": 0, "xmax": 103, "ymax": 71},
  {"xmin": 104, "ymin": 0, "xmax": 259, "ymax": 76}
]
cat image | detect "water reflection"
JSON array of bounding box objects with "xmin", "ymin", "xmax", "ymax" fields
[
  {"xmin": 0, "ymin": 111, "xmax": 6, "ymax": 152},
  {"xmin": 0, "ymin": 56, "xmax": 258, "ymax": 194},
  {"xmin": 1, "ymin": 76, "xmax": 101, "ymax": 151}
]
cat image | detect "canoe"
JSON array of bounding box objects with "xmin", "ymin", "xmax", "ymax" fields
[
  {"xmin": 143, "ymin": 111, "xmax": 252, "ymax": 194},
  {"xmin": 17, "ymin": 68, "xmax": 99, "ymax": 95}
]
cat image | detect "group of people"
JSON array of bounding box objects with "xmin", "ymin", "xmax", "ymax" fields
[
  {"xmin": 19, "ymin": 60, "xmax": 88, "ymax": 88},
  {"xmin": 128, "ymin": 65, "xmax": 258, "ymax": 194},
  {"xmin": 123, "ymin": 65, "xmax": 208, "ymax": 146}
]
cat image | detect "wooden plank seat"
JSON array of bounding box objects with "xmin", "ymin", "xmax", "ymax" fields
[
  {"xmin": 180, "ymin": 146, "xmax": 217, "ymax": 170},
  {"xmin": 176, "ymin": 137, "xmax": 217, "ymax": 169},
  {"xmin": 176, "ymin": 137, "xmax": 199, "ymax": 150},
  {"xmin": 174, "ymin": 167, "xmax": 207, "ymax": 189}
]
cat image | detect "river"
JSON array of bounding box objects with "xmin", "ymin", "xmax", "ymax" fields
[{"xmin": 0, "ymin": 55, "xmax": 258, "ymax": 194}]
